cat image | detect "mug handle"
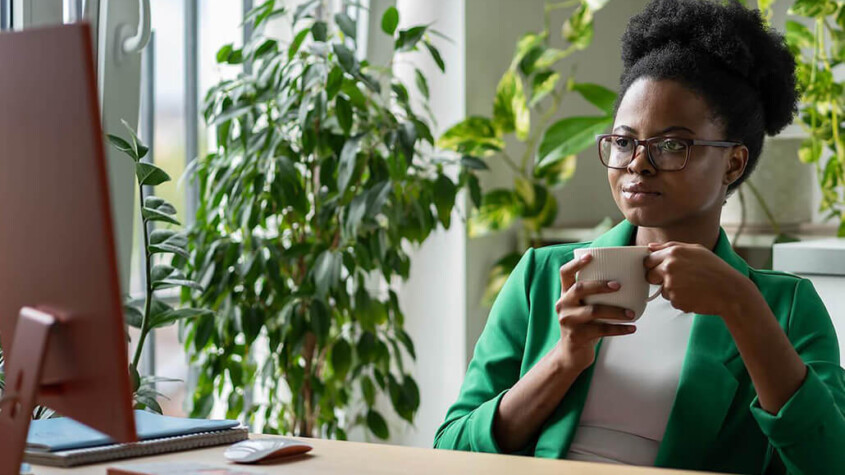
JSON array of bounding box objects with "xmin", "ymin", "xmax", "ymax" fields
[{"xmin": 646, "ymin": 285, "xmax": 663, "ymax": 302}]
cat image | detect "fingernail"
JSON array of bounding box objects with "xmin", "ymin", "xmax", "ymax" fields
[
  {"xmin": 607, "ymin": 281, "xmax": 621, "ymax": 290},
  {"xmin": 625, "ymin": 309, "xmax": 635, "ymax": 319},
  {"xmin": 626, "ymin": 326, "xmax": 636, "ymax": 333},
  {"xmin": 580, "ymin": 254, "xmax": 591, "ymax": 262}
]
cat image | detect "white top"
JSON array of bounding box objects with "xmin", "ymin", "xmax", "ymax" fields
[{"xmin": 565, "ymin": 285, "xmax": 694, "ymax": 466}]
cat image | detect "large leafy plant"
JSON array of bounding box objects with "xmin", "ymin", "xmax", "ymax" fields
[
  {"xmin": 109, "ymin": 122, "xmax": 212, "ymax": 414},
  {"xmin": 180, "ymin": 1, "xmax": 471, "ymax": 440},
  {"xmin": 778, "ymin": 0, "xmax": 845, "ymax": 236},
  {"xmin": 437, "ymin": 0, "xmax": 617, "ymax": 303}
]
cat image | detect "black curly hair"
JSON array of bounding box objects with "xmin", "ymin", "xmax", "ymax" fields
[{"xmin": 615, "ymin": 0, "xmax": 799, "ymax": 193}]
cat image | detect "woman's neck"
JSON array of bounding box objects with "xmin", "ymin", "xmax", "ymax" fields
[{"xmin": 632, "ymin": 217, "xmax": 722, "ymax": 251}]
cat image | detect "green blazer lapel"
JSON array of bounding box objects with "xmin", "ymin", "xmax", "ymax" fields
[
  {"xmin": 654, "ymin": 228, "xmax": 749, "ymax": 470},
  {"xmin": 534, "ymin": 220, "xmax": 636, "ymax": 459}
]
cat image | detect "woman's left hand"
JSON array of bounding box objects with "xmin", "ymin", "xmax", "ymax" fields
[{"xmin": 643, "ymin": 241, "xmax": 752, "ymax": 318}]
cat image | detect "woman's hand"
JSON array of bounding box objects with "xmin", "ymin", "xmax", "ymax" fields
[
  {"xmin": 644, "ymin": 241, "xmax": 753, "ymax": 317},
  {"xmin": 555, "ymin": 253, "xmax": 638, "ymax": 374}
]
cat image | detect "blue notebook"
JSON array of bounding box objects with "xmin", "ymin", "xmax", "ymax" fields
[{"xmin": 26, "ymin": 410, "xmax": 240, "ymax": 452}]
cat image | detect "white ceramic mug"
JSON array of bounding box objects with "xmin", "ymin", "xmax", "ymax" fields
[{"xmin": 572, "ymin": 246, "xmax": 662, "ymax": 323}]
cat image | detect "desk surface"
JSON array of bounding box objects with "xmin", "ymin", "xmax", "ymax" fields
[{"xmin": 33, "ymin": 435, "xmax": 722, "ymax": 475}]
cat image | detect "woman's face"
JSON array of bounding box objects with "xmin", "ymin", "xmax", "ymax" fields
[{"xmin": 608, "ymin": 77, "xmax": 747, "ymax": 229}]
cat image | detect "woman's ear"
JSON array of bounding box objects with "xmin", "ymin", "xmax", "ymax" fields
[{"xmin": 724, "ymin": 145, "xmax": 749, "ymax": 186}]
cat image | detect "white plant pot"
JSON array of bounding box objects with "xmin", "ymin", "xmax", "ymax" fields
[{"xmin": 721, "ymin": 136, "xmax": 812, "ymax": 233}]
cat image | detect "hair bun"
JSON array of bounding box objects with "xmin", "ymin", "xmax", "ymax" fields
[{"xmin": 621, "ymin": 0, "xmax": 798, "ymax": 135}]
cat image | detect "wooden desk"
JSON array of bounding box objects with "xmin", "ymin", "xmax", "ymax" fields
[{"xmin": 32, "ymin": 435, "xmax": 723, "ymax": 475}]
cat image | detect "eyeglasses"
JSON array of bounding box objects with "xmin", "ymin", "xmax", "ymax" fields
[{"xmin": 595, "ymin": 134, "xmax": 742, "ymax": 171}]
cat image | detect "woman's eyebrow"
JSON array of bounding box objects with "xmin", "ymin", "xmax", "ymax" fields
[{"xmin": 612, "ymin": 125, "xmax": 696, "ymax": 135}]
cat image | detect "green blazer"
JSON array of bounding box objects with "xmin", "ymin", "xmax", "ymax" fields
[{"xmin": 434, "ymin": 220, "xmax": 845, "ymax": 474}]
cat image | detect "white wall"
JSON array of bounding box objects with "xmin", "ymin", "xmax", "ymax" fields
[{"xmin": 391, "ymin": 0, "xmax": 468, "ymax": 449}]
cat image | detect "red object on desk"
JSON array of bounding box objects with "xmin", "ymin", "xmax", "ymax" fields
[{"xmin": 0, "ymin": 22, "xmax": 137, "ymax": 474}]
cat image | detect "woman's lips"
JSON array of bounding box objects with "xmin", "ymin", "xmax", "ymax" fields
[{"xmin": 621, "ymin": 190, "xmax": 661, "ymax": 204}]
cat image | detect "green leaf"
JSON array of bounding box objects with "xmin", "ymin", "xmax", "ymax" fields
[
  {"xmin": 562, "ymin": 4, "xmax": 594, "ymax": 50},
  {"xmin": 309, "ymin": 299, "xmax": 330, "ymax": 344},
  {"xmin": 361, "ymin": 376, "xmax": 376, "ymax": 406},
  {"xmin": 313, "ymin": 250, "xmax": 341, "ymax": 297},
  {"xmin": 336, "ymin": 95, "xmax": 353, "ymax": 134},
  {"xmin": 334, "ymin": 12, "xmax": 356, "ymax": 40},
  {"xmin": 423, "ymin": 40, "xmax": 445, "ymax": 72},
  {"xmin": 469, "ymin": 189, "xmax": 521, "ymax": 237},
  {"xmin": 149, "ymin": 230, "xmax": 190, "ymax": 259},
  {"xmin": 433, "ymin": 174, "xmax": 457, "ymax": 228},
  {"xmin": 151, "ymin": 308, "xmax": 212, "ymax": 330},
  {"xmin": 570, "ymin": 82, "xmax": 617, "ymax": 115},
  {"xmin": 523, "ymin": 187, "xmax": 558, "ymax": 231},
  {"xmin": 333, "ymin": 43, "xmax": 359, "ymax": 74},
  {"xmin": 135, "ymin": 162, "xmax": 171, "ymax": 186},
  {"xmin": 108, "ymin": 135, "xmax": 135, "ymax": 160},
  {"xmin": 120, "ymin": 119, "xmax": 149, "ymax": 160},
  {"xmin": 144, "ymin": 196, "xmax": 177, "ymax": 215},
  {"xmin": 366, "ymin": 410, "xmax": 389, "ymax": 439},
  {"xmin": 536, "ymin": 115, "xmax": 612, "ymax": 169},
  {"xmin": 467, "ymin": 173, "xmax": 482, "ymax": 209},
  {"xmin": 493, "ymin": 70, "xmax": 516, "ymax": 135},
  {"xmin": 356, "ymin": 331, "xmax": 377, "ymax": 363},
  {"xmin": 798, "ymin": 138, "xmax": 821, "ymax": 163},
  {"xmin": 151, "ymin": 265, "xmax": 202, "ymax": 291},
  {"xmin": 142, "ymin": 206, "xmax": 180, "ymax": 225},
  {"xmin": 381, "ymin": 6, "xmax": 399, "ymax": 35},
  {"xmin": 290, "ymin": 27, "xmax": 311, "ymax": 60},
  {"xmin": 330, "ymin": 338, "xmax": 352, "ymax": 379},
  {"xmin": 396, "ymin": 328, "xmax": 416, "ymax": 360},
  {"xmin": 438, "ymin": 116, "xmax": 504, "ymax": 157},
  {"xmin": 124, "ymin": 303, "xmax": 143, "ymax": 328},
  {"xmin": 531, "ymin": 48, "xmax": 570, "ymax": 71},
  {"xmin": 460, "ymin": 156, "xmax": 488, "ymax": 170},
  {"xmin": 216, "ymin": 43, "xmax": 234, "ymax": 63},
  {"xmin": 530, "ymin": 70, "xmax": 560, "ymax": 107},
  {"xmin": 326, "ymin": 66, "xmax": 344, "ymax": 99},
  {"xmin": 789, "ymin": 0, "xmax": 836, "ymax": 17},
  {"xmin": 513, "ymin": 75, "xmax": 530, "ymax": 141},
  {"xmin": 312, "ymin": 21, "xmax": 328, "ymax": 41},
  {"xmin": 396, "ymin": 26, "xmax": 427, "ymax": 52},
  {"xmin": 493, "ymin": 70, "xmax": 530, "ymax": 139},
  {"xmin": 785, "ymin": 20, "xmax": 814, "ymax": 51},
  {"xmin": 415, "ymin": 68, "xmax": 429, "ymax": 99},
  {"xmin": 535, "ymin": 154, "xmax": 577, "ymax": 187},
  {"xmin": 338, "ymin": 134, "xmax": 363, "ymax": 192}
]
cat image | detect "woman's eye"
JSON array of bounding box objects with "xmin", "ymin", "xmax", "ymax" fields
[
  {"xmin": 659, "ymin": 139, "xmax": 685, "ymax": 152},
  {"xmin": 614, "ymin": 138, "xmax": 632, "ymax": 149}
]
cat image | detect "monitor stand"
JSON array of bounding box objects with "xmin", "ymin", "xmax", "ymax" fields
[{"xmin": 0, "ymin": 307, "xmax": 58, "ymax": 475}]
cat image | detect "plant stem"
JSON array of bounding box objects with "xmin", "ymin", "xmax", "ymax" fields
[{"xmin": 132, "ymin": 184, "xmax": 154, "ymax": 369}]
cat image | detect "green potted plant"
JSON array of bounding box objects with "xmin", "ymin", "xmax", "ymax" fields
[
  {"xmin": 437, "ymin": 0, "xmax": 616, "ymax": 304},
  {"xmin": 109, "ymin": 122, "xmax": 213, "ymax": 414},
  {"xmin": 782, "ymin": 0, "xmax": 845, "ymax": 237},
  {"xmin": 179, "ymin": 0, "xmax": 477, "ymax": 440}
]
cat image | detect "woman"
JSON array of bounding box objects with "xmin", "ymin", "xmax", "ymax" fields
[{"xmin": 433, "ymin": 1, "xmax": 845, "ymax": 474}]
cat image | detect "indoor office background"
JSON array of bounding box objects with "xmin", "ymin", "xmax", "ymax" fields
[{"xmin": 0, "ymin": 0, "xmax": 841, "ymax": 452}]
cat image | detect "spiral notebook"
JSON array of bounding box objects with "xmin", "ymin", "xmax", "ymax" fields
[{"xmin": 24, "ymin": 410, "xmax": 248, "ymax": 468}]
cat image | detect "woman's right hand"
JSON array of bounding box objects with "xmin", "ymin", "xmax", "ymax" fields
[{"xmin": 554, "ymin": 253, "xmax": 637, "ymax": 375}]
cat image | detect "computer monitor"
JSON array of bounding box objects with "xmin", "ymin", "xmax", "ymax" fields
[{"xmin": 0, "ymin": 22, "xmax": 137, "ymax": 473}]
